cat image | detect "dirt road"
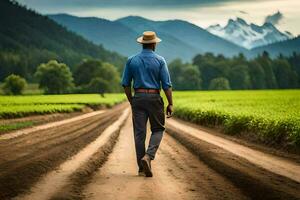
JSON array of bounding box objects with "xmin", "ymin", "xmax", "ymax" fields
[
  {"xmin": 0, "ymin": 104, "xmax": 300, "ymax": 200},
  {"xmin": 83, "ymin": 117, "xmax": 247, "ymax": 200}
]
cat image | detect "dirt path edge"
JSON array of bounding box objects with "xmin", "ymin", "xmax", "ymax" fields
[{"xmin": 166, "ymin": 123, "xmax": 300, "ymax": 200}]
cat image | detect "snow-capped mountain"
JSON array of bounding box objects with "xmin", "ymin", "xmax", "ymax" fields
[{"xmin": 207, "ymin": 18, "xmax": 293, "ymax": 49}]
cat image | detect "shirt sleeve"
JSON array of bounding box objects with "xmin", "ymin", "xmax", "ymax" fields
[
  {"xmin": 121, "ymin": 58, "xmax": 132, "ymax": 87},
  {"xmin": 160, "ymin": 58, "xmax": 172, "ymax": 90}
]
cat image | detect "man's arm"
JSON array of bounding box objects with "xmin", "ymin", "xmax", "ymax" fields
[
  {"xmin": 160, "ymin": 57, "xmax": 173, "ymax": 117},
  {"xmin": 121, "ymin": 58, "xmax": 133, "ymax": 104},
  {"xmin": 124, "ymin": 86, "xmax": 133, "ymax": 105},
  {"xmin": 163, "ymin": 88, "xmax": 173, "ymax": 118}
]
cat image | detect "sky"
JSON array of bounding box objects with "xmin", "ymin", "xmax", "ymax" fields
[{"xmin": 17, "ymin": 0, "xmax": 300, "ymax": 35}]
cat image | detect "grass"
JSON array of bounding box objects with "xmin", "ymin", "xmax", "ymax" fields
[
  {"xmin": 0, "ymin": 94, "xmax": 126, "ymax": 119},
  {"xmin": 172, "ymin": 90, "xmax": 300, "ymax": 147},
  {"xmin": 0, "ymin": 121, "xmax": 35, "ymax": 133}
]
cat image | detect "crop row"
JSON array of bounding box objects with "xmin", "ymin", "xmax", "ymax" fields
[
  {"xmin": 172, "ymin": 90, "xmax": 300, "ymax": 147},
  {"xmin": 0, "ymin": 94, "xmax": 126, "ymax": 118}
]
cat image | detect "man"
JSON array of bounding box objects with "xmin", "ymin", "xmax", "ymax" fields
[{"xmin": 121, "ymin": 31, "xmax": 173, "ymax": 177}]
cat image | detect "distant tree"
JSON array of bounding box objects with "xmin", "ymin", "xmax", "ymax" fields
[
  {"xmin": 74, "ymin": 59, "xmax": 101, "ymax": 86},
  {"xmin": 228, "ymin": 64, "xmax": 252, "ymax": 89},
  {"xmin": 35, "ymin": 60, "xmax": 74, "ymax": 94},
  {"xmin": 169, "ymin": 59, "xmax": 202, "ymax": 90},
  {"xmin": 2, "ymin": 74, "xmax": 27, "ymax": 95},
  {"xmin": 208, "ymin": 77, "xmax": 231, "ymax": 90},
  {"xmin": 288, "ymin": 52, "xmax": 300, "ymax": 86},
  {"xmin": 74, "ymin": 59, "xmax": 120, "ymax": 93},
  {"xmin": 193, "ymin": 53, "xmax": 229, "ymax": 90},
  {"xmin": 248, "ymin": 61, "xmax": 266, "ymax": 89},
  {"xmin": 87, "ymin": 77, "xmax": 109, "ymax": 97},
  {"xmin": 95, "ymin": 62, "xmax": 120, "ymax": 92},
  {"xmin": 180, "ymin": 64, "xmax": 202, "ymax": 90},
  {"xmin": 272, "ymin": 59, "xmax": 298, "ymax": 88},
  {"xmin": 256, "ymin": 52, "xmax": 278, "ymax": 88}
]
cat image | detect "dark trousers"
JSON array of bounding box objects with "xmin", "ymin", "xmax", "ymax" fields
[{"xmin": 131, "ymin": 93, "xmax": 165, "ymax": 170}]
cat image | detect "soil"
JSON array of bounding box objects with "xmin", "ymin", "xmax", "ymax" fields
[{"xmin": 0, "ymin": 103, "xmax": 299, "ymax": 200}]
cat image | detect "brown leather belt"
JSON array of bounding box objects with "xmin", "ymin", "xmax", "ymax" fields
[{"xmin": 135, "ymin": 88, "xmax": 160, "ymax": 94}]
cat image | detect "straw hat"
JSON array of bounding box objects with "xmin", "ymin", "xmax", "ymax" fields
[{"xmin": 137, "ymin": 31, "xmax": 162, "ymax": 44}]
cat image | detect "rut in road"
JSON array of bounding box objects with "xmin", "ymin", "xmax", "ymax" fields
[
  {"xmin": 15, "ymin": 108, "xmax": 130, "ymax": 200},
  {"xmin": 83, "ymin": 117, "xmax": 247, "ymax": 200},
  {"xmin": 0, "ymin": 103, "xmax": 127, "ymax": 200},
  {"xmin": 1, "ymin": 104, "xmax": 300, "ymax": 200}
]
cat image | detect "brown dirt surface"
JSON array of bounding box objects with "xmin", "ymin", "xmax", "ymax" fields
[
  {"xmin": 166, "ymin": 118, "xmax": 300, "ymax": 200},
  {"xmin": 170, "ymin": 117, "xmax": 300, "ymax": 161},
  {"xmin": 0, "ymin": 103, "xmax": 127, "ymax": 200},
  {"xmin": 1, "ymin": 104, "xmax": 300, "ymax": 200},
  {"xmin": 83, "ymin": 117, "xmax": 248, "ymax": 200}
]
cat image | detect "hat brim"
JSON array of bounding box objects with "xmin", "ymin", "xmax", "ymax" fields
[{"xmin": 137, "ymin": 36, "xmax": 162, "ymax": 44}]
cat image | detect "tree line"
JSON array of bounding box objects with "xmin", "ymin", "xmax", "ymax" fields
[
  {"xmin": 169, "ymin": 51, "xmax": 300, "ymax": 90},
  {"xmin": 1, "ymin": 59, "xmax": 121, "ymax": 95},
  {"xmin": 2, "ymin": 51, "xmax": 300, "ymax": 95}
]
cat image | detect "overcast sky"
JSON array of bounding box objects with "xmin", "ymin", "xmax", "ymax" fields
[{"xmin": 17, "ymin": 0, "xmax": 300, "ymax": 35}]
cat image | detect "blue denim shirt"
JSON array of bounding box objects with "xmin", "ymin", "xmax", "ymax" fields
[{"xmin": 121, "ymin": 49, "xmax": 172, "ymax": 90}]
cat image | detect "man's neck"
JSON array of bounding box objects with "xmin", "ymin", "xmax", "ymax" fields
[{"xmin": 143, "ymin": 48, "xmax": 154, "ymax": 52}]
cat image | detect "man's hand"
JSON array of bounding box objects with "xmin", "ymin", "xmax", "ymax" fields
[
  {"xmin": 124, "ymin": 87, "xmax": 132, "ymax": 105},
  {"xmin": 163, "ymin": 88, "xmax": 173, "ymax": 118},
  {"xmin": 166, "ymin": 104, "xmax": 173, "ymax": 118}
]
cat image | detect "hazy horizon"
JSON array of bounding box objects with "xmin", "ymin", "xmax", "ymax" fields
[{"xmin": 17, "ymin": 0, "xmax": 300, "ymax": 36}]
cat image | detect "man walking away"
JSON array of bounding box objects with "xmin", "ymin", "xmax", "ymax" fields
[{"xmin": 121, "ymin": 31, "xmax": 173, "ymax": 177}]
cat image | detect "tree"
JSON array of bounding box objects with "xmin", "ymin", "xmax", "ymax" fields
[
  {"xmin": 169, "ymin": 59, "xmax": 202, "ymax": 90},
  {"xmin": 228, "ymin": 64, "xmax": 252, "ymax": 89},
  {"xmin": 288, "ymin": 52, "xmax": 300, "ymax": 86},
  {"xmin": 74, "ymin": 59, "xmax": 101, "ymax": 86},
  {"xmin": 256, "ymin": 52, "xmax": 278, "ymax": 88},
  {"xmin": 208, "ymin": 77, "xmax": 231, "ymax": 90},
  {"xmin": 35, "ymin": 60, "xmax": 74, "ymax": 94},
  {"xmin": 74, "ymin": 59, "xmax": 121, "ymax": 93},
  {"xmin": 2, "ymin": 74, "xmax": 27, "ymax": 95},
  {"xmin": 95, "ymin": 62, "xmax": 120, "ymax": 92},
  {"xmin": 272, "ymin": 59, "xmax": 298, "ymax": 89},
  {"xmin": 87, "ymin": 78, "xmax": 109, "ymax": 97},
  {"xmin": 248, "ymin": 61, "xmax": 266, "ymax": 89}
]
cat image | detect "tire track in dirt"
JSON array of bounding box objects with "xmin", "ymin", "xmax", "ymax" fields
[
  {"xmin": 0, "ymin": 103, "xmax": 128, "ymax": 200},
  {"xmin": 167, "ymin": 118, "xmax": 300, "ymax": 183},
  {"xmin": 0, "ymin": 110, "xmax": 105, "ymax": 140},
  {"xmin": 82, "ymin": 116, "xmax": 247, "ymax": 200},
  {"xmin": 2, "ymin": 104, "xmax": 300, "ymax": 200},
  {"xmin": 166, "ymin": 118, "xmax": 300, "ymax": 200},
  {"xmin": 14, "ymin": 108, "xmax": 130, "ymax": 200}
]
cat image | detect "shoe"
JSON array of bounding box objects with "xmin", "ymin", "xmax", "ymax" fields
[
  {"xmin": 138, "ymin": 171, "xmax": 145, "ymax": 176},
  {"xmin": 141, "ymin": 154, "xmax": 153, "ymax": 177}
]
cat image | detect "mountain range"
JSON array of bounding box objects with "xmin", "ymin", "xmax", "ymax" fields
[
  {"xmin": 48, "ymin": 14, "xmax": 248, "ymax": 61},
  {"xmin": 207, "ymin": 17, "xmax": 293, "ymax": 49},
  {"xmin": 48, "ymin": 14, "xmax": 300, "ymax": 61},
  {"xmin": 0, "ymin": 0, "xmax": 125, "ymax": 81}
]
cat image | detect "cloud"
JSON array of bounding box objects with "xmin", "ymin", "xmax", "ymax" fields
[
  {"xmin": 239, "ymin": 10, "xmax": 248, "ymax": 14},
  {"xmin": 17, "ymin": 0, "xmax": 254, "ymax": 8},
  {"xmin": 265, "ymin": 11, "xmax": 283, "ymax": 25}
]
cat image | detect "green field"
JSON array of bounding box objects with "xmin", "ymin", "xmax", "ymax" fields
[
  {"xmin": 0, "ymin": 94, "xmax": 126, "ymax": 118},
  {"xmin": 172, "ymin": 90, "xmax": 300, "ymax": 147},
  {"xmin": 1, "ymin": 90, "xmax": 299, "ymax": 147}
]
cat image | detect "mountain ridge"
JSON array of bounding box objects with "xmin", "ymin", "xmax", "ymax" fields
[
  {"xmin": 0, "ymin": 0, "xmax": 125, "ymax": 81},
  {"xmin": 207, "ymin": 17, "xmax": 293, "ymax": 49},
  {"xmin": 48, "ymin": 14, "xmax": 300, "ymax": 61},
  {"xmin": 48, "ymin": 14, "xmax": 248, "ymax": 61}
]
